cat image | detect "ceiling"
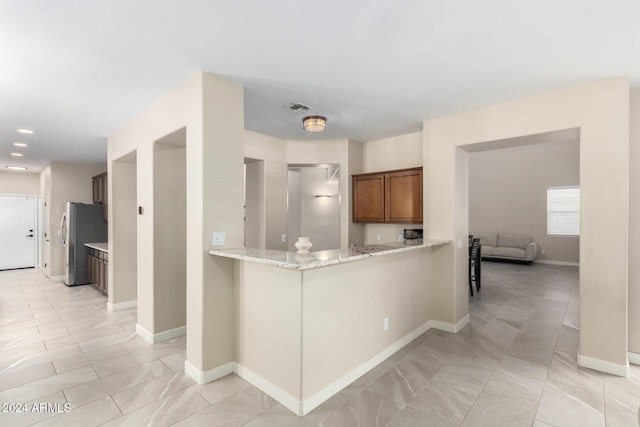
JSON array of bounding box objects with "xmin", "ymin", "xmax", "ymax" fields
[{"xmin": 2, "ymin": 1, "xmax": 640, "ymax": 172}]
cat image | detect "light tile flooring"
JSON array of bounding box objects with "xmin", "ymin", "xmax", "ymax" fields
[{"xmin": 0, "ymin": 263, "xmax": 639, "ymax": 426}]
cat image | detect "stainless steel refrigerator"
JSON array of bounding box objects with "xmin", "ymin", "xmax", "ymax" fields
[{"xmin": 60, "ymin": 202, "xmax": 107, "ymax": 286}]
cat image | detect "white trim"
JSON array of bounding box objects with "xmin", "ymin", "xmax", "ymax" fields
[
  {"xmin": 136, "ymin": 324, "xmax": 154, "ymax": 343},
  {"xmin": 184, "ymin": 360, "xmax": 236, "ymax": 384},
  {"xmin": 430, "ymin": 314, "xmax": 470, "ymax": 333},
  {"xmin": 235, "ymin": 364, "xmax": 302, "ymax": 415},
  {"xmin": 534, "ymin": 259, "xmax": 579, "ymax": 267},
  {"xmin": 577, "ymin": 351, "xmax": 629, "ymax": 377},
  {"xmin": 297, "ymin": 319, "xmax": 434, "ymax": 415},
  {"xmin": 179, "ymin": 318, "xmax": 473, "ymax": 416},
  {"xmin": 47, "ymin": 274, "xmax": 64, "ymax": 281},
  {"xmin": 152, "ymin": 326, "xmax": 186, "ymax": 343},
  {"xmin": 135, "ymin": 324, "xmax": 186, "ymax": 344},
  {"xmin": 107, "ymin": 299, "xmax": 137, "ymax": 312},
  {"xmin": 628, "ymin": 352, "xmax": 640, "ymax": 365}
]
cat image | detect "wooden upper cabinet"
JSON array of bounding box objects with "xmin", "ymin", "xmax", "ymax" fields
[
  {"xmin": 92, "ymin": 172, "xmax": 108, "ymax": 222},
  {"xmin": 353, "ymin": 174, "xmax": 385, "ymax": 223},
  {"xmin": 352, "ymin": 167, "xmax": 422, "ymax": 224},
  {"xmin": 92, "ymin": 172, "xmax": 107, "ymax": 204},
  {"xmin": 385, "ymin": 168, "xmax": 423, "ymax": 224}
]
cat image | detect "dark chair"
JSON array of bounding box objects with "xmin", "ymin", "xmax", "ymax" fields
[{"xmin": 469, "ymin": 238, "xmax": 481, "ymax": 295}]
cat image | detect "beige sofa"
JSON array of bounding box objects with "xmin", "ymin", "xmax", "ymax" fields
[{"xmin": 474, "ymin": 233, "xmax": 538, "ymax": 264}]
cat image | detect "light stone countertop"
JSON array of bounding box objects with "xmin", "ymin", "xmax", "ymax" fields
[
  {"xmin": 85, "ymin": 242, "xmax": 108, "ymax": 253},
  {"xmin": 209, "ymin": 238, "xmax": 450, "ymax": 271}
]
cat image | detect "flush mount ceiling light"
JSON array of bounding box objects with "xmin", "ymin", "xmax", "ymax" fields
[
  {"xmin": 6, "ymin": 166, "xmax": 27, "ymax": 170},
  {"xmin": 17, "ymin": 129, "xmax": 34, "ymax": 134},
  {"xmin": 303, "ymin": 116, "xmax": 326, "ymax": 133},
  {"xmin": 13, "ymin": 142, "xmax": 28, "ymax": 147},
  {"xmin": 10, "ymin": 152, "xmax": 24, "ymax": 157}
]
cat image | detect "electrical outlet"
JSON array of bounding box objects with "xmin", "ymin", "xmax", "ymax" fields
[
  {"xmin": 281, "ymin": 234, "xmax": 287, "ymax": 243},
  {"xmin": 212, "ymin": 232, "xmax": 225, "ymax": 246},
  {"xmin": 383, "ymin": 317, "xmax": 389, "ymax": 331},
  {"xmin": 376, "ymin": 234, "xmax": 381, "ymax": 242},
  {"xmin": 541, "ymin": 249, "xmax": 545, "ymax": 255},
  {"xmin": 398, "ymin": 234, "xmax": 403, "ymax": 242}
]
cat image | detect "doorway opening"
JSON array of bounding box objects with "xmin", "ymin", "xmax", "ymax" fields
[
  {"xmin": 287, "ymin": 164, "xmax": 340, "ymax": 252},
  {"xmin": 111, "ymin": 150, "xmax": 138, "ymax": 309},
  {"xmin": 153, "ymin": 127, "xmax": 187, "ymax": 337},
  {"xmin": 462, "ymin": 128, "xmax": 580, "ymax": 342},
  {"xmin": 244, "ymin": 157, "xmax": 265, "ymax": 249}
]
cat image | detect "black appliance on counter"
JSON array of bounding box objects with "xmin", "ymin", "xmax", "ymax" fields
[{"xmin": 403, "ymin": 228, "xmax": 423, "ymax": 240}]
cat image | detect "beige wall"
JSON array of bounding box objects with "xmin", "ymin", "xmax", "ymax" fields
[
  {"xmin": 469, "ymin": 142, "xmax": 580, "ymax": 263},
  {"xmin": 287, "ymin": 139, "xmax": 351, "ymax": 249},
  {"xmin": 108, "ymin": 72, "xmax": 244, "ymax": 374},
  {"xmin": 244, "ymin": 160, "xmax": 265, "ymax": 249},
  {"xmin": 244, "ymin": 131, "xmax": 288, "ymax": 250},
  {"xmin": 362, "ymin": 132, "xmax": 423, "ymax": 244},
  {"xmin": 348, "ymin": 140, "xmax": 364, "ymax": 245},
  {"xmin": 154, "ymin": 142, "xmax": 186, "ymax": 332},
  {"xmin": 110, "ymin": 156, "xmax": 137, "ymax": 306},
  {"xmin": 293, "ymin": 167, "xmax": 340, "ymax": 251},
  {"xmin": 302, "ymin": 248, "xmax": 431, "ymax": 398},
  {"xmin": 40, "ymin": 162, "xmax": 106, "ymax": 278},
  {"xmin": 424, "ymin": 78, "xmax": 629, "ymax": 372},
  {"xmin": 0, "ymin": 171, "xmax": 39, "ymax": 195},
  {"xmin": 235, "ymin": 247, "xmax": 432, "ymax": 401},
  {"xmin": 629, "ymin": 89, "xmax": 640, "ymax": 356},
  {"xmin": 244, "ymin": 133, "xmax": 365, "ymax": 249}
]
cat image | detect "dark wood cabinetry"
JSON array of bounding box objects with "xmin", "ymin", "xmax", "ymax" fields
[
  {"xmin": 87, "ymin": 247, "xmax": 108, "ymax": 295},
  {"xmin": 92, "ymin": 172, "xmax": 107, "ymax": 203},
  {"xmin": 352, "ymin": 167, "xmax": 422, "ymax": 224},
  {"xmin": 352, "ymin": 174, "xmax": 385, "ymax": 223},
  {"xmin": 92, "ymin": 172, "xmax": 107, "ymax": 221}
]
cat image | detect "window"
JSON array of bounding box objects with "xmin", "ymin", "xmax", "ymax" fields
[{"xmin": 547, "ymin": 186, "xmax": 580, "ymax": 236}]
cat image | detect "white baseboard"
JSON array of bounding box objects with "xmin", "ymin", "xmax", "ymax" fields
[
  {"xmin": 107, "ymin": 299, "xmax": 137, "ymax": 312},
  {"xmin": 299, "ymin": 319, "xmax": 434, "ymax": 415},
  {"xmin": 136, "ymin": 324, "xmax": 186, "ymax": 344},
  {"xmin": 47, "ymin": 275, "xmax": 64, "ymax": 281},
  {"xmin": 577, "ymin": 351, "xmax": 629, "ymax": 377},
  {"xmin": 628, "ymin": 352, "xmax": 640, "ymax": 365},
  {"xmin": 235, "ymin": 364, "xmax": 302, "ymax": 415},
  {"xmin": 534, "ymin": 259, "xmax": 579, "ymax": 267},
  {"xmin": 430, "ymin": 314, "xmax": 470, "ymax": 333},
  {"xmin": 181, "ymin": 317, "xmax": 472, "ymax": 416},
  {"xmin": 184, "ymin": 360, "xmax": 236, "ymax": 384}
]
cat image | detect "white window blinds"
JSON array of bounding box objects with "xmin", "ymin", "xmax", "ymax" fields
[{"xmin": 547, "ymin": 186, "xmax": 580, "ymax": 236}]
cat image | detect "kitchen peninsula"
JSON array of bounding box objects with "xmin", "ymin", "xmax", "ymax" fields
[{"xmin": 209, "ymin": 238, "xmax": 449, "ymax": 415}]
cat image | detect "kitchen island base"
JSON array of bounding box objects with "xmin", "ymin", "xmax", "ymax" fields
[{"xmin": 208, "ymin": 240, "xmax": 452, "ymax": 415}]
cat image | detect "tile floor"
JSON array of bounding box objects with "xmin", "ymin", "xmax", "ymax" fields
[{"xmin": 0, "ymin": 263, "xmax": 639, "ymax": 426}]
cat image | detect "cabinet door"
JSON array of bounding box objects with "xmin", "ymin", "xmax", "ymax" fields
[
  {"xmin": 92, "ymin": 173, "xmax": 107, "ymax": 204},
  {"xmin": 385, "ymin": 169, "xmax": 423, "ymax": 224},
  {"xmin": 92, "ymin": 177, "xmax": 101, "ymax": 203},
  {"xmin": 353, "ymin": 174, "xmax": 385, "ymax": 223}
]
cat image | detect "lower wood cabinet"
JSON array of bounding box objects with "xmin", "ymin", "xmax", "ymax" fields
[
  {"xmin": 87, "ymin": 247, "xmax": 108, "ymax": 295},
  {"xmin": 353, "ymin": 167, "xmax": 423, "ymax": 224}
]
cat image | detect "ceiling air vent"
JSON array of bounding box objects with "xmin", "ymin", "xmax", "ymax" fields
[{"xmin": 288, "ymin": 102, "xmax": 312, "ymax": 112}]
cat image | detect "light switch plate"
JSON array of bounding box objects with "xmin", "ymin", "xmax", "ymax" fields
[
  {"xmin": 281, "ymin": 234, "xmax": 287, "ymax": 243},
  {"xmin": 212, "ymin": 232, "xmax": 225, "ymax": 246}
]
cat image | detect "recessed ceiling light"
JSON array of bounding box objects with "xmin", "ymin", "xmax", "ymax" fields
[
  {"xmin": 10, "ymin": 152, "xmax": 24, "ymax": 157},
  {"xmin": 13, "ymin": 142, "xmax": 28, "ymax": 147},
  {"xmin": 6, "ymin": 166, "xmax": 27, "ymax": 170},
  {"xmin": 17, "ymin": 129, "xmax": 34, "ymax": 134}
]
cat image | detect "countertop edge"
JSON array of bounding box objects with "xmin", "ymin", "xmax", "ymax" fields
[
  {"xmin": 209, "ymin": 239, "xmax": 450, "ymax": 271},
  {"xmin": 85, "ymin": 242, "xmax": 109, "ymax": 253}
]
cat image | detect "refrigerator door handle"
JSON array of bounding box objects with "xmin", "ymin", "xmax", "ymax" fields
[{"xmin": 60, "ymin": 211, "xmax": 67, "ymax": 248}]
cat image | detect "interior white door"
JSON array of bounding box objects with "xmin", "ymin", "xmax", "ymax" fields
[{"xmin": 0, "ymin": 195, "xmax": 36, "ymax": 270}]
